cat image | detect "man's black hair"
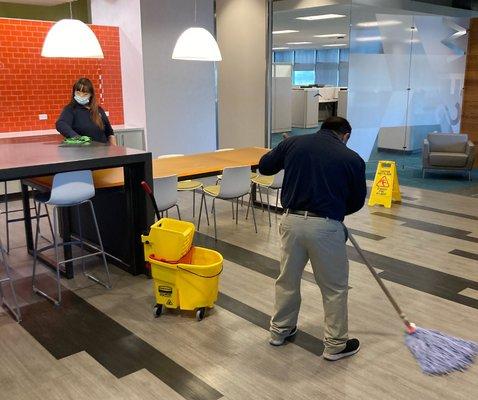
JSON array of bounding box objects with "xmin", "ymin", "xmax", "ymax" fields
[{"xmin": 321, "ymin": 117, "xmax": 352, "ymax": 136}]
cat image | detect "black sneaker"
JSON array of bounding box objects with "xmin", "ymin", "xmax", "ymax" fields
[
  {"xmin": 323, "ymin": 338, "xmax": 360, "ymax": 361},
  {"xmin": 269, "ymin": 326, "xmax": 298, "ymax": 346}
]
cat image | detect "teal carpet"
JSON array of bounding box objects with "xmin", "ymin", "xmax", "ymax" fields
[
  {"xmin": 368, "ymin": 140, "xmax": 478, "ymax": 196},
  {"xmin": 271, "ymin": 128, "xmax": 478, "ymax": 196}
]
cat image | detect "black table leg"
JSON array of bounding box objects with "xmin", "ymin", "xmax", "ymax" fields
[
  {"xmin": 123, "ymin": 156, "xmax": 154, "ymax": 275},
  {"xmin": 21, "ymin": 182, "xmax": 33, "ymax": 251}
]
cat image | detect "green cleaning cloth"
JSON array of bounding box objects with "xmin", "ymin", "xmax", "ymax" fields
[{"xmin": 63, "ymin": 136, "xmax": 92, "ymax": 145}]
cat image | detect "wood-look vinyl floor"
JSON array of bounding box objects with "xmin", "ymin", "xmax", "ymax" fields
[{"xmin": 0, "ymin": 180, "xmax": 477, "ymax": 400}]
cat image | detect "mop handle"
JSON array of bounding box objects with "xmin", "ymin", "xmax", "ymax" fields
[
  {"xmin": 348, "ymin": 233, "xmax": 413, "ymax": 331},
  {"xmin": 141, "ymin": 181, "xmax": 161, "ymax": 220}
]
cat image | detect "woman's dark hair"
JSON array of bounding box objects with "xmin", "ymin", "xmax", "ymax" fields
[
  {"xmin": 70, "ymin": 77, "xmax": 104, "ymax": 130},
  {"xmin": 321, "ymin": 116, "xmax": 352, "ymax": 137}
]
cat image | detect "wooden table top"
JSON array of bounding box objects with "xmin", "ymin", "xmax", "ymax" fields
[{"xmin": 27, "ymin": 147, "xmax": 270, "ymax": 189}]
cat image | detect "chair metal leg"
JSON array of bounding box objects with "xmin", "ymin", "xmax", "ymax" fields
[
  {"xmin": 33, "ymin": 199, "xmax": 41, "ymax": 236},
  {"xmin": 204, "ymin": 195, "xmax": 209, "ymax": 225},
  {"xmin": 266, "ymin": 188, "xmax": 271, "ymax": 228},
  {"xmin": 246, "ymin": 184, "xmax": 253, "ymax": 220},
  {"xmin": 53, "ymin": 207, "xmax": 61, "ymax": 304},
  {"xmin": 231, "ymin": 201, "xmax": 235, "ymax": 220},
  {"xmin": 87, "ymin": 200, "xmax": 111, "ymax": 289},
  {"xmin": 245, "ymin": 195, "xmax": 250, "ymax": 220},
  {"xmin": 33, "ymin": 206, "xmax": 61, "ymax": 306},
  {"xmin": 31, "ymin": 202, "xmax": 41, "ymax": 292},
  {"xmin": 258, "ymin": 185, "xmax": 264, "ymax": 212},
  {"xmin": 34, "ymin": 200, "xmax": 48, "ymax": 243},
  {"xmin": 175, "ymin": 204, "xmax": 181, "ymax": 220},
  {"xmin": 235, "ymin": 197, "xmax": 239, "ymax": 225},
  {"xmin": 192, "ymin": 190, "xmax": 196, "ymax": 218},
  {"xmin": 44, "ymin": 204, "xmax": 55, "ymax": 242},
  {"xmin": 0, "ymin": 238, "xmax": 21, "ymax": 322},
  {"xmin": 248, "ymin": 193, "xmax": 258, "ymax": 233},
  {"xmin": 212, "ymin": 198, "xmax": 217, "ymax": 241},
  {"xmin": 275, "ymin": 188, "xmax": 280, "ymax": 211},
  {"xmin": 76, "ymin": 205, "xmax": 86, "ymax": 276},
  {"xmin": 198, "ymin": 192, "xmax": 204, "ymax": 230}
]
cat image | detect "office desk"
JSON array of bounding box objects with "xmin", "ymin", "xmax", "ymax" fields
[
  {"xmin": 318, "ymin": 99, "xmax": 338, "ymax": 121},
  {"xmin": 0, "ymin": 138, "xmax": 153, "ymax": 278},
  {"xmin": 26, "ymin": 147, "xmax": 269, "ymax": 275}
]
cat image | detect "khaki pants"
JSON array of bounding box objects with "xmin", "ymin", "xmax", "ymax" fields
[{"xmin": 270, "ymin": 213, "xmax": 349, "ymax": 354}]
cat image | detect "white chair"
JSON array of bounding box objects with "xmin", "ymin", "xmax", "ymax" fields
[
  {"xmin": 198, "ymin": 166, "xmax": 257, "ymax": 241},
  {"xmin": 215, "ymin": 148, "xmax": 258, "ymax": 182},
  {"xmin": 214, "ymin": 148, "xmax": 258, "ymax": 217},
  {"xmin": 157, "ymin": 154, "xmax": 203, "ymax": 217},
  {"xmin": 247, "ymin": 170, "xmax": 284, "ymax": 227},
  {"xmin": 153, "ymin": 175, "xmax": 181, "ymax": 220}
]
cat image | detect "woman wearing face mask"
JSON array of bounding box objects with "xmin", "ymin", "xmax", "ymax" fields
[{"xmin": 56, "ymin": 77, "xmax": 116, "ymax": 145}]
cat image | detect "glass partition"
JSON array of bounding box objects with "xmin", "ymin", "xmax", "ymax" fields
[
  {"xmin": 271, "ymin": 0, "xmax": 352, "ymax": 147},
  {"xmin": 269, "ymin": 0, "xmax": 473, "ymax": 185},
  {"xmin": 348, "ymin": 1, "xmax": 471, "ymax": 176}
]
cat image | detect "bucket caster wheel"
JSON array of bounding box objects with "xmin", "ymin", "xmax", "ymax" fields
[
  {"xmin": 196, "ymin": 307, "xmax": 206, "ymax": 321},
  {"xmin": 153, "ymin": 304, "xmax": 163, "ymax": 318}
]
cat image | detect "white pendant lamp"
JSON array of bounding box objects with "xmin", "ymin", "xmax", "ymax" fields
[
  {"xmin": 172, "ymin": 0, "xmax": 222, "ymax": 61},
  {"xmin": 41, "ymin": 1, "xmax": 104, "ymax": 58}
]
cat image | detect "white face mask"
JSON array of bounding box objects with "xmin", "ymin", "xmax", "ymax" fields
[{"xmin": 74, "ymin": 94, "xmax": 90, "ymax": 105}]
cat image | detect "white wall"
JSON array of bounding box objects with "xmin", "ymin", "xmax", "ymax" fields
[
  {"xmin": 216, "ymin": 0, "xmax": 268, "ymax": 149},
  {"xmin": 90, "ymin": 0, "xmax": 147, "ymax": 134},
  {"xmin": 140, "ymin": 0, "xmax": 217, "ymax": 157}
]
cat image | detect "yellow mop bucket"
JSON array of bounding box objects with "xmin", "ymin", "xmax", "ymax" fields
[
  {"xmin": 148, "ymin": 246, "xmax": 223, "ymax": 320},
  {"xmin": 141, "ymin": 218, "xmax": 195, "ymax": 262}
]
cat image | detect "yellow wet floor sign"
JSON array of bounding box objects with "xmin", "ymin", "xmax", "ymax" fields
[{"xmin": 368, "ymin": 160, "xmax": 401, "ymax": 208}]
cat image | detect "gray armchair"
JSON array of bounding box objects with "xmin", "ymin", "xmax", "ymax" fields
[{"xmin": 422, "ymin": 133, "xmax": 475, "ymax": 180}]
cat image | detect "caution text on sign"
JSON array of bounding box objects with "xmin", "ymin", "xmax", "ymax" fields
[{"xmin": 368, "ymin": 161, "xmax": 401, "ymax": 208}]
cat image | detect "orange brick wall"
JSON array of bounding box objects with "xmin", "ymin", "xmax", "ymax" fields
[{"xmin": 0, "ymin": 18, "xmax": 124, "ymax": 133}]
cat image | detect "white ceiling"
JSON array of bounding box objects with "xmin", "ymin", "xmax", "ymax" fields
[
  {"xmin": 272, "ymin": 0, "xmax": 478, "ymax": 51},
  {"xmin": 272, "ymin": 3, "xmax": 351, "ymax": 49},
  {"xmin": 1, "ymin": 1, "xmax": 70, "ymax": 5}
]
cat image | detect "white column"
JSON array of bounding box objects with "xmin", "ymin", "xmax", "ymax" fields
[
  {"xmin": 216, "ymin": 0, "xmax": 268, "ymax": 149},
  {"xmin": 139, "ymin": 0, "xmax": 217, "ymax": 156},
  {"xmin": 90, "ymin": 0, "xmax": 147, "ymax": 137}
]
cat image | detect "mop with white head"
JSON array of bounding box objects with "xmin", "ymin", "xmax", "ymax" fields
[{"xmin": 348, "ymin": 233, "xmax": 478, "ymax": 375}]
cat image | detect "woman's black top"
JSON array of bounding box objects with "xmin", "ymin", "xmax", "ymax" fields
[{"xmin": 56, "ymin": 103, "xmax": 114, "ymax": 143}]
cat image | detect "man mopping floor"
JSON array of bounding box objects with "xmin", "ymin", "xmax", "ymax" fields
[{"xmin": 259, "ymin": 117, "xmax": 366, "ymax": 361}]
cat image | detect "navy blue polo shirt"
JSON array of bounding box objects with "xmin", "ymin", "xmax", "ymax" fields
[{"xmin": 258, "ymin": 129, "xmax": 366, "ymax": 222}]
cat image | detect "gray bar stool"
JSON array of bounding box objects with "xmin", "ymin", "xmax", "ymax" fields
[
  {"xmin": 0, "ymin": 236, "xmax": 21, "ymax": 322},
  {"xmin": 1, "ymin": 182, "xmax": 54, "ymax": 253},
  {"xmin": 32, "ymin": 170, "xmax": 111, "ymax": 306}
]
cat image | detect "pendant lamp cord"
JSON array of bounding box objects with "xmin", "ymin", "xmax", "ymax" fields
[
  {"xmin": 194, "ymin": 0, "xmax": 197, "ymax": 24},
  {"xmin": 69, "ymin": 0, "xmax": 73, "ymax": 19}
]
